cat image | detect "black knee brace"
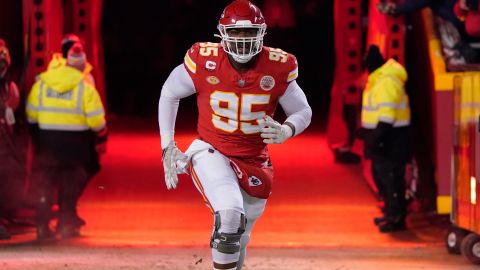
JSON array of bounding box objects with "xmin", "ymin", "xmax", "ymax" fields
[{"xmin": 210, "ymin": 211, "xmax": 246, "ymax": 254}]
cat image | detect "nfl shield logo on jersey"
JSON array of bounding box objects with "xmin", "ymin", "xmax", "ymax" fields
[
  {"xmin": 248, "ymin": 176, "xmax": 263, "ymax": 187},
  {"xmin": 260, "ymin": 75, "xmax": 275, "ymax": 91}
]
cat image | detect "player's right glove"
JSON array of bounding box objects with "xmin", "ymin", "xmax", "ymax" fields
[{"xmin": 162, "ymin": 141, "xmax": 188, "ymax": 190}]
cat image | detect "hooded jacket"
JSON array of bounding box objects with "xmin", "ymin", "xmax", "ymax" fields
[
  {"xmin": 26, "ymin": 65, "xmax": 105, "ymax": 132},
  {"xmin": 362, "ymin": 59, "xmax": 410, "ymax": 129},
  {"xmin": 47, "ymin": 53, "xmax": 96, "ymax": 86},
  {"xmin": 361, "ymin": 59, "xmax": 411, "ymax": 161}
]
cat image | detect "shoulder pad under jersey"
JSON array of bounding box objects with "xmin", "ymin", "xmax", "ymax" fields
[
  {"xmin": 183, "ymin": 42, "xmax": 221, "ymax": 76},
  {"xmin": 264, "ymin": 47, "xmax": 298, "ymax": 83}
]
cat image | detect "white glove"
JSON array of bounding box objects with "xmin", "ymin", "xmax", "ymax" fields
[
  {"xmin": 260, "ymin": 116, "xmax": 293, "ymax": 144},
  {"xmin": 162, "ymin": 141, "xmax": 188, "ymax": 190}
]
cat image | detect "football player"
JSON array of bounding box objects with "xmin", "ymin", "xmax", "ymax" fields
[{"xmin": 158, "ymin": 1, "xmax": 312, "ymax": 269}]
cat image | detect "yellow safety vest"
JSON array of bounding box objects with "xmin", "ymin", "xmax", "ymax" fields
[
  {"xmin": 26, "ymin": 65, "xmax": 105, "ymax": 132},
  {"xmin": 361, "ymin": 59, "xmax": 411, "ymax": 129}
]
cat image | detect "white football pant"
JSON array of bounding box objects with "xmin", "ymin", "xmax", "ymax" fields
[{"xmin": 186, "ymin": 139, "xmax": 267, "ymax": 270}]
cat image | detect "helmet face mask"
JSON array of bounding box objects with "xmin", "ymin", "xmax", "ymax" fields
[
  {"xmin": 216, "ymin": 0, "xmax": 267, "ymax": 64},
  {"xmin": 218, "ymin": 23, "xmax": 266, "ymax": 63}
]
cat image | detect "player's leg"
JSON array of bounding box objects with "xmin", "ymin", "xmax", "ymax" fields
[
  {"xmin": 190, "ymin": 142, "xmax": 245, "ymax": 270},
  {"xmin": 237, "ymin": 189, "xmax": 267, "ymax": 270}
]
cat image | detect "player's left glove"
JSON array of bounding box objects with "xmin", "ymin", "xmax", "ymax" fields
[
  {"xmin": 260, "ymin": 116, "xmax": 294, "ymax": 144},
  {"xmin": 162, "ymin": 141, "xmax": 188, "ymax": 190}
]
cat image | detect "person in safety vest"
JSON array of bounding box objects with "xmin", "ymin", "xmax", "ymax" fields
[
  {"xmin": 48, "ymin": 34, "xmax": 102, "ymax": 226},
  {"xmin": 361, "ymin": 45, "xmax": 411, "ymax": 233},
  {"xmin": 26, "ymin": 43, "xmax": 107, "ymax": 240},
  {"xmin": 0, "ymin": 39, "xmax": 22, "ymax": 240}
]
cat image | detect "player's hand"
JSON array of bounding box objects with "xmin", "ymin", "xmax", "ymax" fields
[
  {"xmin": 162, "ymin": 141, "xmax": 188, "ymax": 190},
  {"xmin": 260, "ymin": 116, "xmax": 293, "ymax": 144}
]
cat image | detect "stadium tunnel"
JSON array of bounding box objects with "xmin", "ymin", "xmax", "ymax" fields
[{"xmin": 0, "ymin": 0, "xmax": 479, "ymax": 266}]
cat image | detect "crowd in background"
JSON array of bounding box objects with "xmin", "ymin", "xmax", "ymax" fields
[{"xmin": 378, "ymin": 0, "xmax": 480, "ymax": 69}]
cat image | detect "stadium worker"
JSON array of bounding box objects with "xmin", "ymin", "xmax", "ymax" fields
[
  {"xmin": 361, "ymin": 45, "xmax": 411, "ymax": 233},
  {"xmin": 26, "ymin": 43, "xmax": 107, "ymax": 240}
]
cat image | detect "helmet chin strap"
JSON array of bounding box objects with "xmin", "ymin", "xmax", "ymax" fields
[{"xmin": 232, "ymin": 54, "xmax": 252, "ymax": 64}]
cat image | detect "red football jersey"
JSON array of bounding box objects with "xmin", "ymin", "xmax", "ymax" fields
[{"xmin": 184, "ymin": 42, "xmax": 298, "ymax": 159}]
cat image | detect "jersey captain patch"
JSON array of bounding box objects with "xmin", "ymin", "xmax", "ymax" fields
[{"xmin": 205, "ymin": 60, "xmax": 217, "ymax": 71}]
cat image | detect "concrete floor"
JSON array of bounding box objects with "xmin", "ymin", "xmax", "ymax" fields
[{"xmin": 0, "ymin": 245, "xmax": 477, "ymax": 270}]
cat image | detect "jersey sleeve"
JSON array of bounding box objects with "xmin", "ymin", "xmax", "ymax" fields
[
  {"xmin": 286, "ymin": 53, "xmax": 299, "ymax": 83},
  {"xmin": 183, "ymin": 43, "xmax": 201, "ymax": 79}
]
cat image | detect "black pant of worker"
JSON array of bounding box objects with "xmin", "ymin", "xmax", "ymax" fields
[
  {"xmin": 31, "ymin": 130, "xmax": 94, "ymax": 229},
  {"xmin": 371, "ymin": 161, "xmax": 386, "ymax": 200},
  {"xmin": 363, "ymin": 125, "xmax": 410, "ymax": 220},
  {"xmin": 371, "ymin": 157, "xmax": 407, "ymax": 220},
  {"xmin": 33, "ymin": 160, "xmax": 87, "ymax": 228},
  {"xmin": 83, "ymin": 141, "xmax": 100, "ymax": 192}
]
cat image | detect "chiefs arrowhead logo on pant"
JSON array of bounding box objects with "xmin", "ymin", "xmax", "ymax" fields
[{"xmin": 248, "ymin": 176, "xmax": 262, "ymax": 187}]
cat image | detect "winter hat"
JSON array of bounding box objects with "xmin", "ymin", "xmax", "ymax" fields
[
  {"xmin": 67, "ymin": 43, "xmax": 86, "ymax": 71},
  {"xmin": 62, "ymin": 33, "xmax": 81, "ymax": 58},
  {"xmin": 364, "ymin": 45, "xmax": 385, "ymax": 73}
]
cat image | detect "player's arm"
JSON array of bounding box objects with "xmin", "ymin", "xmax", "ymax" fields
[
  {"xmin": 158, "ymin": 64, "xmax": 196, "ymax": 147},
  {"xmin": 261, "ymin": 81, "xmax": 312, "ymax": 144},
  {"xmin": 278, "ymin": 80, "xmax": 312, "ymax": 136},
  {"xmin": 158, "ymin": 64, "xmax": 196, "ymax": 189}
]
